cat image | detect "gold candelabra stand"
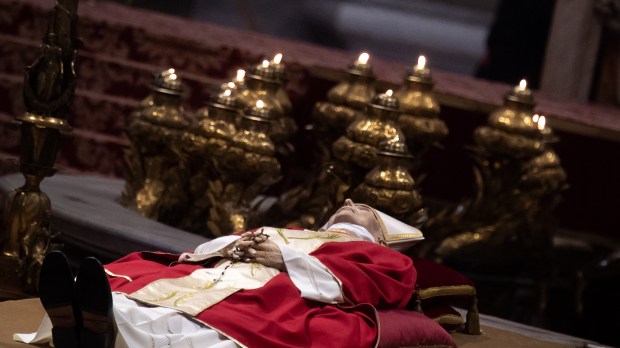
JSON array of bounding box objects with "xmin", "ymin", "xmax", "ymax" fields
[
  {"xmin": 122, "ymin": 68, "xmax": 193, "ymax": 226},
  {"xmin": 205, "ymin": 100, "xmax": 282, "ymax": 235},
  {"xmin": 313, "ymin": 52, "xmax": 376, "ymax": 148},
  {"xmin": 424, "ymin": 80, "xmax": 567, "ymax": 265},
  {"xmin": 270, "ymin": 53, "xmax": 293, "ymax": 116},
  {"xmin": 236, "ymin": 58, "xmax": 296, "ymax": 145},
  {"xmin": 0, "ymin": 0, "xmax": 80, "ymax": 297},
  {"xmin": 332, "ymin": 89, "xmax": 406, "ymax": 170},
  {"xmin": 178, "ymin": 86, "xmax": 240, "ymax": 235},
  {"xmin": 351, "ymin": 137, "xmax": 427, "ymax": 226},
  {"xmin": 395, "ymin": 55, "xmax": 448, "ymax": 163}
]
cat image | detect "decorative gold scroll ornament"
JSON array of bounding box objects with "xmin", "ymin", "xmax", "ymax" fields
[{"xmin": 0, "ymin": 0, "xmax": 80, "ymax": 297}]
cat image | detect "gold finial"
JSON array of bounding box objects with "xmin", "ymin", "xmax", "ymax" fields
[
  {"xmin": 371, "ymin": 89, "xmax": 400, "ymax": 111},
  {"xmin": 349, "ymin": 52, "xmax": 373, "ymax": 75},
  {"xmin": 151, "ymin": 67, "xmax": 184, "ymax": 95},
  {"xmin": 406, "ymin": 54, "xmax": 432, "ymax": 82}
]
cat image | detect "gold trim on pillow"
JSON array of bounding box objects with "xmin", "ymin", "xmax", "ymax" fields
[{"xmin": 433, "ymin": 313, "xmax": 464, "ymax": 326}]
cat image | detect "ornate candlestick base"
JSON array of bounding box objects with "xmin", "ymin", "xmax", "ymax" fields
[
  {"xmin": 1, "ymin": 175, "xmax": 53, "ymax": 296},
  {"xmin": 0, "ymin": 0, "xmax": 80, "ymax": 297}
]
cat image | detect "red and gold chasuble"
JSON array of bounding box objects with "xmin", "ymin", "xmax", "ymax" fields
[{"xmin": 105, "ymin": 227, "xmax": 416, "ymax": 348}]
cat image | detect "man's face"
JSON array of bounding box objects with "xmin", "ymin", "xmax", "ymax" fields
[{"xmin": 328, "ymin": 200, "xmax": 382, "ymax": 242}]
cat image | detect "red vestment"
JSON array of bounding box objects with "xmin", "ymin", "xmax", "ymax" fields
[{"xmin": 105, "ymin": 240, "xmax": 416, "ymax": 348}]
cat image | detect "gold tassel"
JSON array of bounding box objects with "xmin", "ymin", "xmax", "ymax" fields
[
  {"xmin": 413, "ymin": 291, "xmax": 422, "ymax": 313},
  {"xmin": 465, "ymin": 296, "xmax": 481, "ymax": 335}
]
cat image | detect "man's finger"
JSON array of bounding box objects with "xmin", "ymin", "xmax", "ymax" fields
[{"xmin": 234, "ymin": 240, "xmax": 254, "ymax": 249}]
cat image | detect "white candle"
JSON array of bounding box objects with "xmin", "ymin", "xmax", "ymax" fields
[
  {"xmin": 416, "ymin": 55, "xmax": 426, "ymax": 71},
  {"xmin": 537, "ymin": 115, "xmax": 546, "ymax": 130},
  {"xmin": 273, "ymin": 53, "xmax": 283, "ymax": 65},
  {"xmin": 356, "ymin": 52, "xmax": 370, "ymax": 66}
]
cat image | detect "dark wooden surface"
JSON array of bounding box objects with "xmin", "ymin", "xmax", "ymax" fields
[{"xmin": 0, "ymin": 174, "xmax": 207, "ymax": 263}]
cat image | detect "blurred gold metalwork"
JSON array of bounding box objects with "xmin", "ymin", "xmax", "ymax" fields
[
  {"xmin": 271, "ymin": 53, "xmax": 377, "ymax": 230},
  {"xmin": 395, "ymin": 55, "xmax": 448, "ymax": 160},
  {"xmin": 314, "ymin": 52, "xmax": 376, "ymax": 138},
  {"xmin": 332, "ymin": 89, "xmax": 406, "ymax": 170},
  {"xmin": 179, "ymin": 87, "xmax": 239, "ymax": 235},
  {"xmin": 236, "ymin": 58, "xmax": 296, "ymax": 144},
  {"xmin": 206, "ymin": 101, "xmax": 281, "ymax": 236},
  {"xmin": 351, "ymin": 138, "xmax": 427, "ymax": 225},
  {"xmin": 270, "ymin": 53, "xmax": 293, "ymax": 116},
  {"xmin": 0, "ymin": 0, "xmax": 80, "ymax": 297},
  {"xmin": 122, "ymin": 69, "xmax": 193, "ymax": 226},
  {"xmin": 428, "ymin": 80, "xmax": 567, "ymax": 263}
]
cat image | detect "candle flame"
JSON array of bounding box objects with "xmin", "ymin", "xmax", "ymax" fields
[
  {"xmin": 224, "ymin": 89, "xmax": 231, "ymax": 96},
  {"xmin": 236, "ymin": 69, "xmax": 245, "ymax": 81},
  {"xmin": 532, "ymin": 114, "xmax": 539, "ymax": 123},
  {"xmin": 385, "ymin": 89, "xmax": 393, "ymax": 97},
  {"xmin": 262, "ymin": 60, "xmax": 270, "ymax": 68},
  {"xmin": 273, "ymin": 53, "xmax": 283, "ymax": 64},
  {"xmin": 256, "ymin": 100, "xmax": 264, "ymax": 109},
  {"xmin": 518, "ymin": 79, "xmax": 527, "ymax": 91},
  {"xmin": 357, "ymin": 52, "xmax": 369, "ymax": 65},
  {"xmin": 417, "ymin": 55, "xmax": 426, "ymax": 70},
  {"xmin": 537, "ymin": 115, "xmax": 546, "ymax": 130}
]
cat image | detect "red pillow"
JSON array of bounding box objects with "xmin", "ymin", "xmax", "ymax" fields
[
  {"xmin": 413, "ymin": 257, "xmax": 475, "ymax": 294},
  {"xmin": 377, "ymin": 309, "xmax": 457, "ymax": 348}
]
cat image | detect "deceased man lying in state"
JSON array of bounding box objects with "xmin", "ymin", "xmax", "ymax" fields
[{"xmin": 16, "ymin": 199, "xmax": 424, "ymax": 348}]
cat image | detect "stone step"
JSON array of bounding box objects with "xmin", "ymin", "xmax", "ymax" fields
[
  {"xmin": 0, "ymin": 33, "xmax": 218, "ymax": 109},
  {"xmin": 0, "ymin": 72, "xmax": 139, "ymax": 136}
]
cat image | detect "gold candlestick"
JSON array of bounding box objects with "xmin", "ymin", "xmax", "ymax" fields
[
  {"xmin": 179, "ymin": 87, "xmax": 240, "ymax": 235},
  {"xmin": 270, "ymin": 53, "xmax": 293, "ymax": 115},
  {"xmin": 332, "ymin": 89, "xmax": 406, "ymax": 170},
  {"xmin": 395, "ymin": 55, "xmax": 448, "ymax": 159},
  {"xmin": 314, "ymin": 52, "xmax": 377, "ymax": 133},
  {"xmin": 474, "ymin": 79, "xmax": 547, "ymax": 158},
  {"xmin": 206, "ymin": 100, "xmax": 281, "ymax": 236},
  {"xmin": 1, "ymin": 0, "xmax": 80, "ymax": 297},
  {"xmin": 236, "ymin": 59, "xmax": 296, "ymax": 144},
  {"xmin": 351, "ymin": 137, "xmax": 425, "ymax": 221},
  {"xmin": 122, "ymin": 68, "xmax": 192, "ymax": 226},
  {"xmin": 431, "ymin": 80, "xmax": 567, "ymax": 265}
]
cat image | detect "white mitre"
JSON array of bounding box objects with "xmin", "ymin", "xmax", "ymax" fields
[
  {"xmin": 324, "ymin": 199, "xmax": 425, "ymax": 252},
  {"xmin": 371, "ymin": 208, "xmax": 424, "ymax": 251}
]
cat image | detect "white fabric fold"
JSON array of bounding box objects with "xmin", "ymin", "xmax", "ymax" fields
[
  {"xmin": 178, "ymin": 235, "xmax": 240, "ymax": 263},
  {"xmin": 13, "ymin": 314, "xmax": 52, "ymax": 345},
  {"xmin": 114, "ymin": 293, "xmax": 237, "ymax": 348},
  {"xmin": 280, "ymin": 244, "xmax": 344, "ymax": 303}
]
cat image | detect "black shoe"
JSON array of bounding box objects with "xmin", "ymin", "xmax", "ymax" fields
[
  {"xmin": 75, "ymin": 257, "xmax": 115, "ymax": 348},
  {"xmin": 39, "ymin": 251, "xmax": 80, "ymax": 348}
]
